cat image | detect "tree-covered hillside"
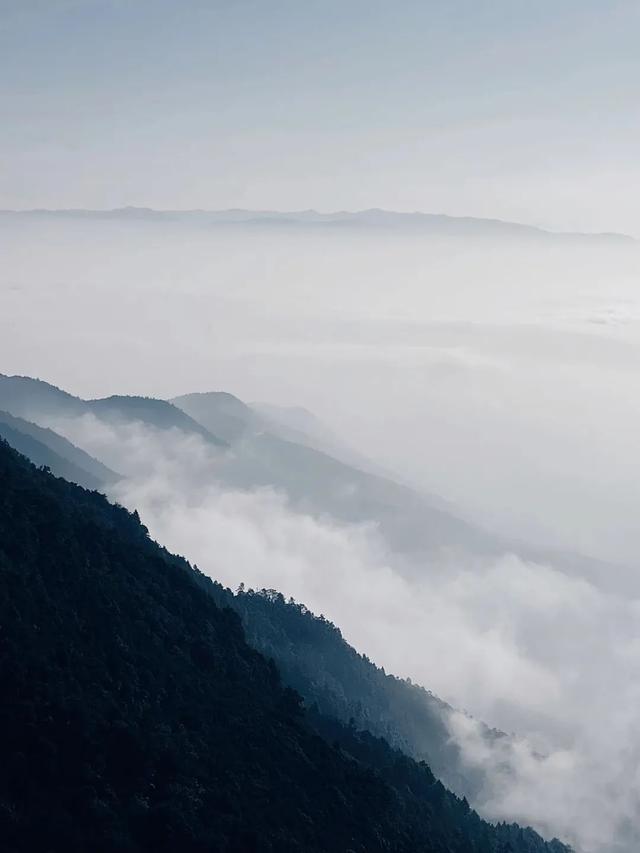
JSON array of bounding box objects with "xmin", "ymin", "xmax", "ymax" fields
[
  {"xmin": 0, "ymin": 419, "xmax": 106, "ymax": 491},
  {"xmin": 222, "ymin": 587, "xmax": 501, "ymax": 800},
  {"xmin": 0, "ymin": 440, "xmax": 568, "ymax": 853},
  {"xmin": 0, "ymin": 409, "xmax": 118, "ymax": 488}
]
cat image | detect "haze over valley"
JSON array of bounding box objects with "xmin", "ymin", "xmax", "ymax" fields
[
  {"xmin": 3, "ymin": 203, "xmax": 640, "ymax": 850},
  {"xmin": 4, "ymin": 3, "xmax": 640, "ymax": 851}
]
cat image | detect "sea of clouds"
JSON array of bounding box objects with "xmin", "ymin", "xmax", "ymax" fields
[
  {"xmin": 6, "ymin": 216, "xmax": 640, "ymax": 851},
  {"xmin": 39, "ymin": 411, "xmax": 640, "ymax": 853}
]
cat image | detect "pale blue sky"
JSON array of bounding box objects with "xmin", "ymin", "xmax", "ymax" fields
[{"xmin": 2, "ymin": 0, "xmax": 639, "ymax": 233}]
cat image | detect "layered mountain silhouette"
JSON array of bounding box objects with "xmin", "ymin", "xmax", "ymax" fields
[
  {"xmin": 172, "ymin": 387, "xmax": 633, "ymax": 594},
  {"xmin": 171, "ymin": 390, "xmax": 260, "ymax": 444},
  {"xmin": 172, "ymin": 389, "xmax": 501, "ymax": 558},
  {"xmin": 0, "ymin": 409, "xmax": 118, "ymax": 490},
  {"xmin": 1, "ymin": 373, "xmax": 632, "ymax": 592},
  {"xmin": 0, "ymin": 381, "xmax": 519, "ymax": 815},
  {"xmin": 1, "ymin": 206, "xmax": 634, "ymax": 243},
  {"xmin": 0, "ymin": 370, "xmax": 618, "ymax": 845},
  {"xmin": 0, "ymin": 375, "xmax": 226, "ymax": 447},
  {"xmin": 0, "ymin": 378, "xmax": 522, "ymax": 817},
  {"xmin": 183, "ymin": 393, "xmax": 401, "ymax": 478},
  {"xmin": 0, "ymin": 439, "xmax": 569, "ymax": 852},
  {"xmin": 0, "ymin": 375, "xmax": 502, "ymax": 559}
]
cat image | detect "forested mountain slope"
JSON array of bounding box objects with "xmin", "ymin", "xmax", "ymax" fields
[
  {"xmin": 219, "ymin": 587, "xmax": 501, "ymax": 801},
  {"xmin": 0, "ymin": 441, "xmax": 568, "ymax": 853},
  {"xmin": 0, "ymin": 409, "xmax": 118, "ymax": 487},
  {"xmin": 0, "ymin": 421, "xmax": 513, "ymax": 809},
  {"xmin": 0, "ymin": 418, "xmax": 107, "ymax": 491}
]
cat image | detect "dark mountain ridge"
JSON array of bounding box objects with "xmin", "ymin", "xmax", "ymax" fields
[
  {"xmin": 0, "ymin": 420, "xmax": 523, "ymax": 818},
  {"xmin": 0, "ymin": 440, "xmax": 569, "ymax": 853}
]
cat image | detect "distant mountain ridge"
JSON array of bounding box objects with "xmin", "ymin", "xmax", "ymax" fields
[
  {"xmin": 2, "ymin": 373, "xmax": 632, "ymax": 595},
  {"xmin": 0, "ymin": 419, "xmax": 106, "ymax": 492},
  {"xmin": 0, "ymin": 206, "xmax": 634, "ymax": 243},
  {"xmin": 0, "ymin": 375, "xmax": 227, "ymax": 448},
  {"xmin": 171, "ymin": 389, "xmax": 502, "ymax": 559},
  {"xmin": 0, "ymin": 376, "xmax": 502, "ymax": 558},
  {"xmin": 0, "ymin": 409, "xmax": 119, "ymax": 488}
]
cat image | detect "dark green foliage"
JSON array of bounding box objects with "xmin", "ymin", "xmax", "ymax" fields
[
  {"xmin": 221, "ymin": 587, "xmax": 501, "ymax": 800},
  {"xmin": 0, "ymin": 419, "xmax": 105, "ymax": 491},
  {"xmin": 0, "ymin": 441, "xmax": 569, "ymax": 853}
]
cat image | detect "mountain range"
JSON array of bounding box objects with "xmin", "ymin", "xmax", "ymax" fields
[
  {"xmin": 0, "ymin": 438, "xmax": 569, "ymax": 852},
  {"xmin": 0, "ymin": 409, "xmax": 119, "ymax": 491},
  {"xmin": 2, "ymin": 372, "xmax": 627, "ymax": 597},
  {"xmin": 0, "ymin": 374, "xmax": 512, "ymax": 803},
  {"xmin": 0, "ymin": 206, "xmax": 634, "ymax": 243},
  {"xmin": 1, "ymin": 369, "xmax": 616, "ymax": 850},
  {"xmin": 0, "ymin": 374, "xmax": 501, "ymax": 559}
]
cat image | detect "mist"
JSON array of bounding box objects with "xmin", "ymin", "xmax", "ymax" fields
[
  {"xmin": 3, "ymin": 215, "xmax": 640, "ymax": 563},
  {"xmin": 4, "ymin": 213, "xmax": 640, "ymax": 850},
  {"xmin": 28, "ymin": 408, "xmax": 638, "ymax": 853}
]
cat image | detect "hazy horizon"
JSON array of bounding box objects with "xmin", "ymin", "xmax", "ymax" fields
[
  {"xmin": 4, "ymin": 1, "xmax": 640, "ymax": 236},
  {"xmin": 3, "ymin": 204, "xmax": 637, "ymax": 240}
]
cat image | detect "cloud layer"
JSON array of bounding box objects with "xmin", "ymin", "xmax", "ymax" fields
[{"xmin": 44, "ymin": 413, "xmax": 640, "ymax": 852}]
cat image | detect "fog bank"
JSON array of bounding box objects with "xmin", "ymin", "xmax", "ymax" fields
[
  {"xmin": 3, "ymin": 216, "xmax": 640, "ymax": 564},
  {"xmin": 41, "ymin": 412, "xmax": 640, "ymax": 852}
]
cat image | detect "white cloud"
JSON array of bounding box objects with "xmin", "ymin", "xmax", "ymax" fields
[{"xmin": 41, "ymin": 413, "xmax": 640, "ymax": 853}]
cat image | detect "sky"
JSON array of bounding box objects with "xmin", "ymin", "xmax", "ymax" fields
[{"xmin": 2, "ymin": 0, "xmax": 640, "ymax": 234}]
